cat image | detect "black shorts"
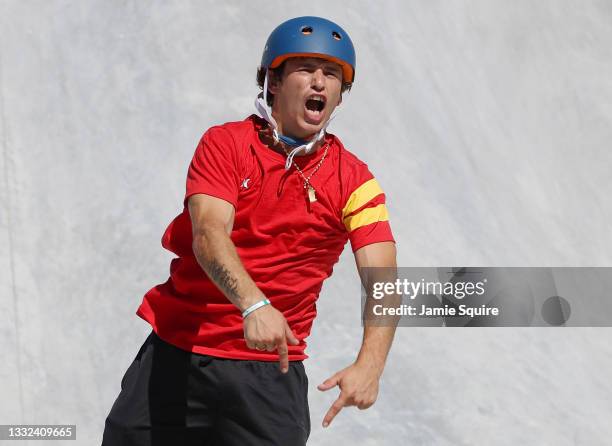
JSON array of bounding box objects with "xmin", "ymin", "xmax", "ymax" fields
[{"xmin": 102, "ymin": 331, "xmax": 310, "ymax": 446}]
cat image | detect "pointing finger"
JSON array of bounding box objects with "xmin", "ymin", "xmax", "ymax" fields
[
  {"xmin": 323, "ymin": 395, "xmax": 346, "ymax": 428},
  {"xmin": 277, "ymin": 339, "xmax": 289, "ymax": 374}
]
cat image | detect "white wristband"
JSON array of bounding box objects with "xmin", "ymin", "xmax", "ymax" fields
[{"xmin": 242, "ymin": 298, "xmax": 271, "ymax": 318}]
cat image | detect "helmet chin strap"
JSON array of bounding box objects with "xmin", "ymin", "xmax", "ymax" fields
[{"xmin": 254, "ymin": 71, "xmax": 336, "ymax": 170}]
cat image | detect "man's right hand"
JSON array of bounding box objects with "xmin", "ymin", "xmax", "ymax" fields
[{"xmin": 243, "ymin": 304, "xmax": 300, "ymax": 373}]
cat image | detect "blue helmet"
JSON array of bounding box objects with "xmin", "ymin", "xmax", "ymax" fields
[{"xmin": 260, "ymin": 16, "xmax": 356, "ymax": 83}]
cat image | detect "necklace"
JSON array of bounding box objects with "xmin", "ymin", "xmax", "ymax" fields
[{"xmin": 284, "ymin": 142, "xmax": 329, "ymax": 203}]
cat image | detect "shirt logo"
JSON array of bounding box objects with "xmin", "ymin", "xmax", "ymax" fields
[{"xmin": 241, "ymin": 178, "xmax": 251, "ymax": 189}]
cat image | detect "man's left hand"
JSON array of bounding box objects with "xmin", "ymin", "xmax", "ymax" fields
[{"xmin": 317, "ymin": 361, "xmax": 382, "ymax": 427}]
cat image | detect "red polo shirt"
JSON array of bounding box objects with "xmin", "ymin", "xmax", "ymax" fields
[{"xmin": 136, "ymin": 115, "xmax": 394, "ymax": 361}]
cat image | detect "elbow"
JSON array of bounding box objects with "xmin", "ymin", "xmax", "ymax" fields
[
  {"xmin": 191, "ymin": 234, "xmax": 205, "ymax": 258},
  {"xmin": 192, "ymin": 225, "xmax": 226, "ymax": 259},
  {"xmin": 192, "ymin": 231, "xmax": 210, "ymax": 258}
]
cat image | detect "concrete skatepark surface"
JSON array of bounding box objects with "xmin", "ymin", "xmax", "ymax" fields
[{"xmin": 1, "ymin": 1, "xmax": 611, "ymax": 444}]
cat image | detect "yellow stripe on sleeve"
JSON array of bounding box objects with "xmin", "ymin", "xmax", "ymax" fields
[
  {"xmin": 344, "ymin": 204, "xmax": 389, "ymax": 232},
  {"xmin": 342, "ymin": 178, "xmax": 384, "ymax": 218}
]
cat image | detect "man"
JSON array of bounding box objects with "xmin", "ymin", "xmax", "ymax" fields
[{"xmin": 103, "ymin": 16, "xmax": 398, "ymax": 446}]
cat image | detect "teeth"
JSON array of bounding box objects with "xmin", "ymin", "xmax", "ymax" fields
[{"xmin": 309, "ymin": 95, "xmax": 325, "ymax": 103}]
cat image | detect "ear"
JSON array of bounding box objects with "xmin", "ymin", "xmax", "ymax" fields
[{"xmin": 267, "ymin": 71, "xmax": 282, "ymax": 95}]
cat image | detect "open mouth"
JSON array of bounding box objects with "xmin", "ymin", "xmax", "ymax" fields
[
  {"xmin": 305, "ymin": 95, "xmax": 326, "ymax": 113},
  {"xmin": 304, "ymin": 95, "xmax": 326, "ymax": 123}
]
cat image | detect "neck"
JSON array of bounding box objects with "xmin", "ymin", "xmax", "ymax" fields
[{"xmin": 259, "ymin": 126, "xmax": 324, "ymax": 157}]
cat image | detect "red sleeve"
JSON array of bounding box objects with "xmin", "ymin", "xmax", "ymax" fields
[
  {"xmin": 342, "ymin": 165, "xmax": 395, "ymax": 252},
  {"xmin": 184, "ymin": 126, "xmax": 240, "ymax": 208}
]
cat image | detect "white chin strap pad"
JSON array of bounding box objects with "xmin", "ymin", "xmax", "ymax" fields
[{"xmin": 283, "ymin": 123, "xmax": 331, "ymax": 169}]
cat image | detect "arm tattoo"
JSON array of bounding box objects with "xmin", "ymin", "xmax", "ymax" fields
[{"xmin": 205, "ymin": 259, "xmax": 241, "ymax": 302}]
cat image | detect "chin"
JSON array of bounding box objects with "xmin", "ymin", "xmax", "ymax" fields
[{"xmin": 298, "ymin": 118, "xmax": 325, "ymax": 136}]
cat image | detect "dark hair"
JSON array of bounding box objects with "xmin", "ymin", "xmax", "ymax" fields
[{"xmin": 256, "ymin": 60, "xmax": 352, "ymax": 106}]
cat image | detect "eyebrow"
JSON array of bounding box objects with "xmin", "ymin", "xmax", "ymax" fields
[{"xmin": 299, "ymin": 60, "xmax": 342, "ymax": 72}]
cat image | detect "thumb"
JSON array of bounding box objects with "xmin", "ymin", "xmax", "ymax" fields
[
  {"xmin": 318, "ymin": 372, "xmax": 340, "ymax": 391},
  {"xmin": 285, "ymin": 322, "xmax": 300, "ymax": 346}
]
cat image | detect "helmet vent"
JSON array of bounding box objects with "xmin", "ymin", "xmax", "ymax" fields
[
  {"xmin": 332, "ymin": 31, "xmax": 342, "ymax": 40},
  {"xmin": 301, "ymin": 26, "xmax": 313, "ymax": 35}
]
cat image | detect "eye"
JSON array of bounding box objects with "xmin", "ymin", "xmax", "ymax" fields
[{"xmin": 325, "ymin": 68, "xmax": 342, "ymax": 78}]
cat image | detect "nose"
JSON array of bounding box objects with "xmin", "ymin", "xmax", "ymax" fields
[{"xmin": 311, "ymin": 68, "xmax": 325, "ymax": 91}]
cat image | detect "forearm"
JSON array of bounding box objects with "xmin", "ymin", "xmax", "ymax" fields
[
  {"xmin": 192, "ymin": 228, "xmax": 263, "ymax": 312},
  {"xmin": 356, "ymin": 292, "xmax": 400, "ymax": 375},
  {"xmin": 353, "ymin": 241, "xmax": 400, "ymax": 376},
  {"xmin": 355, "ymin": 323, "xmax": 398, "ymax": 377}
]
